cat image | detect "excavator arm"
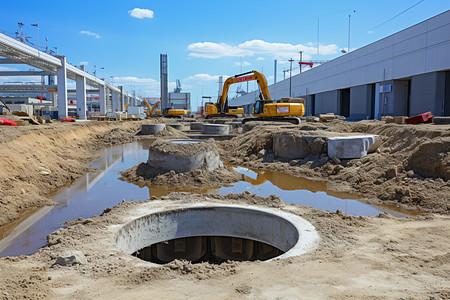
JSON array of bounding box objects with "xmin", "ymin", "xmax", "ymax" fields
[
  {"xmin": 150, "ymin": 100, "xmax": 160, "ymax": 115},
  {"xmin": 143, "ymin": 100, "xmax": 152, "ymax": 117},
  {"xmin": 218, "ymin": 70, "xmax": 271, "ymax": 112}
]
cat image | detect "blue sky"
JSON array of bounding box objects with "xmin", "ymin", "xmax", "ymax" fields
[{"xmin": 0, "ymin": 0, "xmax": 448, "ymax": 109}]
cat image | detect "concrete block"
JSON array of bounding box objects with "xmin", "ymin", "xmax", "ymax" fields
[
  {"xmin": 148, "ymin": 139, "xmax": 220, "ymax": 173},
  {"xmin": 201, "ymin": 124, "xmax": 230, "ymax": 135},
  {"xmin": 328, "ymin": 135, "xmax": 381, "ymax": 159},
  {"xmin": 433, "ymin": 117, "xmax": 450, "ymax": 125},
  {"xmin": 141, "ymin": 124, "xmax": 165, "ymax": 135},
  {"xmin": 273, "ymin": 133, "xmax": 327, "ymax": 159}
]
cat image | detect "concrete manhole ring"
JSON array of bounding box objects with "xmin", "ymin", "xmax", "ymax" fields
[{"xmin": 116, "ymin": 204, "xmax": 319, "ymax": 264}]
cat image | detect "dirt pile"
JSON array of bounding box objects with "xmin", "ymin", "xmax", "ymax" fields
[
  {"xmin": 121, "ymin": 164, "xmax": 244, "ymax": 188},
  {"xmin": 153, "ymin": 126, "xmax": 188, "ymax": 138},
  {"xmin": 219, "ymin": 120, "xmax": 450, "ymax": 214},
  {"xmin": 0, "ymin": 121, "xmax": 144, "ymax": 227}
]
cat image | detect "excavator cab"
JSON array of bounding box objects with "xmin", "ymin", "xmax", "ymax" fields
[{"xmin": 253, "ymin": 100, "xmax": 273, "ymax": 115}]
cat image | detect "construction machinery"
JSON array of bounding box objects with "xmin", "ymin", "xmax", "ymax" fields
[
  {"xmin": 150, "ymin": 101, "xmax": 161, "ymax": 115},
  {"xmin": 205, "ymin": 71, "xmax": 259, "ymax": 119},
  {"xmin": 143, "ymin": 99, "xmax": 188, "ymax": 118},
  {"xmin": 238, "ymin": 71, "xmax": 305, "ymax": 125}
]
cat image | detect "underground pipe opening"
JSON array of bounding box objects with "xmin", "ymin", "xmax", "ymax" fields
[
  {"xmin": 132, "ymin": 235, "xmax": 284, "ymax": 264},
  {"xmin": 116, "ymin": 205, "xmax": 318, "ymax": 265}
]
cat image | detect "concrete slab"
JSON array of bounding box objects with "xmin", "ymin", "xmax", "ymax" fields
[
  {"xmin": 272, "ymin": 131, "xmax": 381, "ymax": 160},
  {"xmin": 433, "ymin": 117, "xmax": 450, "ymax": 125},
  {"xmin": 273, "ymin": 133, "xmax": 327, "ymax": 159},
  {"xmin": 328, "ymin": 135, "xmax": 381, "ymax": 159}
]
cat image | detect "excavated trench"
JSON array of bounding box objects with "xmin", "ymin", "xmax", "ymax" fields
[{"xmin": 0, "ymin": 139, "xmax": 414, "ymax": 258}]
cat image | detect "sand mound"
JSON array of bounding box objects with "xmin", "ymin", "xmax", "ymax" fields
[
  {"xmin": 218, "ymin": 121, "xmax": 450, "ymax": 214},
  {"xmin": 406, "ymin": 138, "xmax": 450, "ymax": 181},
  {"xmin": 120, "ymin": 164, "xmax": 244, "ymax": 187}
]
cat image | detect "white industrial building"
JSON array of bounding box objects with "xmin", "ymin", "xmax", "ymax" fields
[{"xmin": 230, "ymin": 10, "xmax": 450, "ymax": 120}]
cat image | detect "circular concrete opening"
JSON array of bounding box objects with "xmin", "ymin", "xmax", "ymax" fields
[
  {"xmin": 116, "ymin": 205, "xmax": 318, "ymax": 264},
  {"xmin": 201, "ymin": 124, "xmax": 230, "ymax": 135}
]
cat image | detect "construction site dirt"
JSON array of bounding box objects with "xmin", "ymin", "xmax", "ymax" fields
[{"xmin": 0, "ymin": 119, "xmax": 449, "ymax": 299}]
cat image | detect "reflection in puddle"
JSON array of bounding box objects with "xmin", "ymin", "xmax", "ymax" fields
[{"xmin": 0, "ymin": 140, "xmax": 413, "ymax": 258}]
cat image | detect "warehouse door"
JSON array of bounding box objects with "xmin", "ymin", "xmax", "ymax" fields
[{"xmin": 339, "ymin": 88, "xmax": 350, "ymax": 117}]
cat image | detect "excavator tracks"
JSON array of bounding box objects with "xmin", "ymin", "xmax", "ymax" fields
[{"xmin": 242, "ymin": 117, "xmax": 301, "ymax": 125}]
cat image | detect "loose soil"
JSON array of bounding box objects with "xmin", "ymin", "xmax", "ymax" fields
[
  {"xmin": 219, "ymin": 120, "xmax": 450, "ymax": 214},
  {"xmin": 0, "ymin": 119, "xmax": 449, "ymax": 299},
  {"xmin": 120, "ymin": 164, "xmax": 244, "ymax": 188},
  {"xmin": 1, "ymin": 193, "xmax": 449, "ymax": 299}
]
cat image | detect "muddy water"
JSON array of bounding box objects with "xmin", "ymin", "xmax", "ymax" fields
[{"xmin": 0, "ymin": 140, "xmax": 410, "ymax": 258}]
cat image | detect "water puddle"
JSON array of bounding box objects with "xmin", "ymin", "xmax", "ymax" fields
[{"xmin": 0, "ymin": 140, "xmax": 415, "ymax": 258}]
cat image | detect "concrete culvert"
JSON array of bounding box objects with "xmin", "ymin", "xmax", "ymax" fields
[
  {"xmin": 147, "ymin": 139, "xmax": 220, "ymax": 174},
  {"xmin": 201, "ymin": 124, "xmax": 230, "ymax": 135},
  {"xmin": 141, "ymin": 124, "xmax": 166, "ymax": 135},
  {"xmin": 116, "ymin": 205, "xmax": 319, "ymax": 264}
]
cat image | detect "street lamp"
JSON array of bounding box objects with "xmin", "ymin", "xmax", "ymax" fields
[
  {"xmin": 289, "ymin": 58, "xmax": 294, "ymax": 97},
  {"xmin": 347, "ymin": 10, "xmax": 356, "ymax": 52},
  {"xmin": 30, "ymin": 23, "xmax": 39, "ymax": 48}
]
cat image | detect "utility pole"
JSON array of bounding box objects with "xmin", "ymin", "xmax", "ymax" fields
[
  {"xmin": 283, "ymin": 69, "xmax": 289, "ymax": 80},
  {"xmin": 289, "ymin": 58, "xmax": 294, "ymax": 97},
  {"xmin": 348, "ymin": 10, "xmax": 356, "ymax": 52},
  {"xmin": 274, "ymin": 59, "xmax": 277, "ymax": 84},
  {"xmin": 31, "ymin": 23, "xmax": 39, "ymax": 48},
  {"xmin": 298, "ymin": 51, "xmax": 303, "ymax": 73}
]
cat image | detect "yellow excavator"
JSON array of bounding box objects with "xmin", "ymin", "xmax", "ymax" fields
[
  {"xmin": 205, "ymin": 72, "xmax": 252, "ymax": 118},
  {"xmin": 150, "ymin": 101, "xmax": 161, "ymax": 115},
  {"xmin": 144, "ymin": 99, "xmax": 189, "ymax": 118},
  {"xmin": 237, "ymin": 70, "xmax": 305, "ymax": 125}
]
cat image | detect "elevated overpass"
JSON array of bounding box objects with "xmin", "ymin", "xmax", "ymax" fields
[{"xmin": 0, "ymin": 32, "xmax": 140, "ymax": 119}]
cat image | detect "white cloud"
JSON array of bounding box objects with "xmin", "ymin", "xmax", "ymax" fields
[
  {"xmin": 0, "ymin": 66, "xmax": 19, "ymax": 71},
  {"xmin": 234, "ymin": 61, "xmax": 251, "ymax": 67},
  {"xmin": 184, "ymin": 74, "xmax": 229, "ymax": 82},
  {"xmin": 256, "ymin": 57, "xmax": 265, "ymax": 61},
  {"xmin": 187, "ymin": 39, "xmax": 338, "ymax": 59},
  {"xmin": 128, "ymin": 8, "xmax": 154, "ymax": 19},
  {"xmin": 112, "ymin": 76, "xmax": 158, "ymax": 84},
  {"xmin": 80, "ymin": 30, "xmax": 101, "ymax": 39},
  {"xmin": 187, "ymin": 42, "xmax": 252, "ymax": 59},
  {"xmin": 367, "ymin": 30, "xmax": 375, "ymax": 34}
]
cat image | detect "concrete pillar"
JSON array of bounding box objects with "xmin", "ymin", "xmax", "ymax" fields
[
  {"xmin": 56, "ymin": 56, "xmax": 68, "ymax": 119},
  {"xmin": 99, "ymin": 85, "xmax": 106, "ymax": 114},
  {"xmin": 76, "ymin": 75, "xmax": 87, "ymax": 120},
  {"xmin": 112, "ymin": 92, "xmax": 118, "ymax": 112}
]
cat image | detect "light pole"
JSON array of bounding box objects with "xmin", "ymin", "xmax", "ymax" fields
[
  {"xmin": 348, "ymin": 10, "xmax": 356, "ymax": 52},
  {"xmin": 298, "ymin": 51, "xmax": 303, "ymax": 73},
  {"xmin": 31, "ymin": 23, "xmax": 39, "ymax": 48},
  {"xmin": 289, "ymin": 58, "xmax": 294, "ymax": 97}
]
